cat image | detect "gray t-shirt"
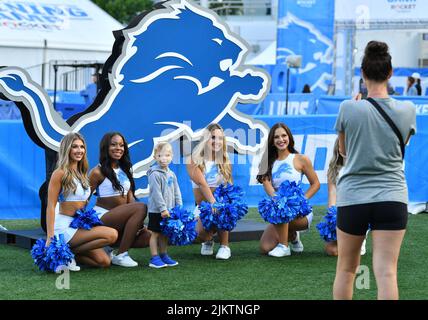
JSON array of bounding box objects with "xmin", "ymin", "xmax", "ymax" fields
[{"xmin": 334, "ymin": 98, "xmax": 416, "ymax": 207}]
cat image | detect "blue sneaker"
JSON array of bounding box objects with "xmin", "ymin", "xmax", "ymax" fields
[
  {"xmin": 149, "ymin": 255, "xmax": 167, "ymax": 269},
  {"xmin": 160, "ymin": 253, "xmax": 178, "ymax": 267}
]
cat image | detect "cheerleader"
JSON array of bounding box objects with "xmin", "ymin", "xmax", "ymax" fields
[
  {"xmin": 256, "ymin": 123, "xmax": 320, "ymax": 257},
  {"xmin": 186, "ymin": 123, "xmax": 234, "ymax": 260},
  {"xmin": 46, "ymin": 133, "xmax": 118, "ymax": 269}
]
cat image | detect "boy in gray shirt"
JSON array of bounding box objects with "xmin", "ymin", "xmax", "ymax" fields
[{"xmin": 147, "ymin": 142, "xmax": 182, "ymax": 268}]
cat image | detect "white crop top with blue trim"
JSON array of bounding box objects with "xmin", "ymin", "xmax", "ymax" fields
[
  {"xmin": 97, "ymin": 167, "xmax": 131, "ymax": 198},
  {"xmin": 191, "ymin": 161, "xmax": 225, "ymax": 189},
  {"xmin": 271, "ymin": 154, "xmax": 303, "ymax": 190},
  {"xmin": 58, "ymin": 178, "xmax": 91, "ymax": 202}
]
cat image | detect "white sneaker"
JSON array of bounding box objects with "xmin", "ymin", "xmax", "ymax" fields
[
  {"xmin": 0, "ymin": 224, "xmax": 7, "ymax": 231},
  {"xmin": 111, "ymin": 251, "xmax": 138, "ymax": 267},
  {"xmin": 360, "ymin": 239, "xmax": 367, "ymax": 256},
  {"xmin": 201, "ymin": 240, "xmax": 214, "ymax": 256},
  {"xmin": 268, "ymin": 244, "xmax": 291, "ymax": 257},
  {"xmin": 55, "ymin": 258, "xmax": 80, "ymax": 274},
  {"xmin": 216, "ymin": 245, "xmax": 231, "ymax": 260},
  {"xmin": 290, "ymin": 231, "xmax": 304, "ymax": 253},
  {"xmin": 67, "ymin": 258, "xmax": 81, "ymax": 271}
]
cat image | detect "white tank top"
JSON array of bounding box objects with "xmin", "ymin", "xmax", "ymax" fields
[
  {"xmin": 191, "ymin": 161, "xmax": 225, "ymax": 189},
  {"xmin": 58, "ymin": 178, "xmax": 91, "ymax": 202},
  {"xmin": 271, "ymin": 154, "xmax": 303, "ymax": 190},
  {"xmin": 96, "ymin": 167, "xmax": 131, "ymax": 198}
]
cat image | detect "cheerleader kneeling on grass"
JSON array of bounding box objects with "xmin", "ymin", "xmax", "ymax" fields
[{"xmin": 257, "ymin": 123, "xmax": 320, "ymax": 257}]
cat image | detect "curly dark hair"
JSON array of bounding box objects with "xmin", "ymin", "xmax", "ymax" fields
[{"xmin": 99, "ymin": 132, "xmax": 135, "ymax": 197}]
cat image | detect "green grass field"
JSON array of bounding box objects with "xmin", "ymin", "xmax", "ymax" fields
[{"xmin": 0, "ymin": 207, "xmax": 427, "ymax": 300}]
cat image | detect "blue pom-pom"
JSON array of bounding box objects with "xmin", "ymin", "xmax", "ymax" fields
[
  {"xmin": 31, "ymin": 238, "xmax": 48, "ymax": 271},
  {"xmin": 199, "ymin": 201, "xmax": 217, "ymax": 231},
  {"xmin": 199, "ymin": 184, "xmax": 248, "ymax": 231},
  {"xmin": 258, "ymin": 195, "xmax": 297, "ymax": 224},
  {"xmin": 31, "ymin": 234, "xmax": 74, "ymax": 272},
  {"xmin": 316, "ymin": 206, "xmax": 337, "ymax": 242},
  {"xmin": 259, "ymin": 181, "xmax": 312, "ymax": 224},
  {"xmin": 160, "ymin": 206, "xmax": 197, "ymax": 246},
  {"xmin": 278, "ymin": 180, "xmax": 312, "ymax": 217},
  {"xmin": 70, "ymin": 208, "xmax": 103, "ymax": 230},
  {"xmin": 44, "ymin": 234, "xmax": 75, "ymax": 273}
]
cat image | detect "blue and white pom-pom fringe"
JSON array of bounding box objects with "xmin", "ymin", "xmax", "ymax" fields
[
  {"xmin": 30, "ymin": 234, "xmax": 74, "ymax": 272},
  {"xmin": 199, "ymin": 184, "xmax": 248, "ymax": 231},
  {"xmin": 316, "ymin": 206, "xmax": 337, "ymax": 242},
  {"xmin": 70, "ymin": 208, "xmax": 103, "ymax": 230},
  {"xmin": 258, "ymin": 180, "xmax": 312, "ymax": 224},
  {"xmin": 160, "ymin": 206, "xmax": 197, "ymax": 246}
]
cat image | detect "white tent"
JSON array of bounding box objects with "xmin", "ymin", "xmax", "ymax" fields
[
  {"xmin": 0, "ymin": 0, "xmax": 124, "ymax": 88},
  {"xmin": 247, "ymin": 41, "xmax": 277, "ymax": 65}
]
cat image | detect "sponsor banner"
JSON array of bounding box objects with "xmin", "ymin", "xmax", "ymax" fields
[
  {"xmin": 257, "ymin": 93, "xmax": 317, "ymax": 116},
  {"xmin": 0, "ymin": 0, "xmax": 91, "ymax": 31},
  {"xmin": 277, "ymin": 0, "xmax": 335, "ymax": 96},
  {"xmin": 335, "ymin": 0, "xmax": 427, "ymax": 21}
]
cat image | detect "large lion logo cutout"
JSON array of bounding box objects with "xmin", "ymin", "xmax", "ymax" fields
[{"xmin": 0, "ymin": 0, "xmax": 270, "ymax": 195}]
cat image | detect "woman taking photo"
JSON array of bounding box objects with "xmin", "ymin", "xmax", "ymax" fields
[{"xmin": 333, "ymin": 41, "xmax": 416, "ymax": 300}]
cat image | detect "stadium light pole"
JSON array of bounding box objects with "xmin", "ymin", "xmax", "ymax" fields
[
  {"xmin": 285, "ymin": 67, "xmax": 290, "ymax": 115},
  {"xmin": 285, "ymin": 55, "xmax": 302, "ymax": 115}
]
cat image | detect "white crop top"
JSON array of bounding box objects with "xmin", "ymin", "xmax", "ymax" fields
[
  {"xmin": 58, "ymin": 178, "xmax": 91, "ymax": 202},
  {"xmin": 271, "ymin": 154, "xmax": 303, "ymax": 190},
  {"xmin": 96, "ymin": 167, "xmax": 131, "ymax": 198},
  {"xmin": 191, "ymin": 161, "xmax": 225, "ymax": 189}
]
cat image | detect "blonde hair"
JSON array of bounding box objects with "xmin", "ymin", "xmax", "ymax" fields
[
  {"xmin": 327, "ymin": 138, "xmax": 344, "ymax": 184},
  {"xmin": 153, "ymin": 141, "xmax": 173, "ymax": 156},
  {"xmin": 56, "ymin": 132, "xmax": 90, "ymax": 196},
  {"xmin": 191, "ymin": 123, "xmax": 232, "ymax": 184}
]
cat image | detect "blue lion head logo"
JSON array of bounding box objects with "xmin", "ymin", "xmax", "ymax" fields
[
  {"xmin": 277, "ymin": 12, "xmax": 333, "ymax": 94},
  {"xmin": 272, "ymin": 163, "xmax": 293, "ymax": 180},
  {"xmin": 0, "ymin": 0, "xmax": 270, "ymax": 196}
]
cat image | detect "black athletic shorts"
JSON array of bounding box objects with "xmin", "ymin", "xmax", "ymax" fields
[
  {"xmin": 148, "ymin": 212, "xmax": 162, "ymax": 233},
  {"xmin": 337, "ymin": 201, "xmax": 408, "ymax": 236}
]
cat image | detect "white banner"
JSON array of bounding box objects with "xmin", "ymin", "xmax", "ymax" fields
[{"xmin": 335, "ymin": 0, "xmax": 427, "ymax": 21}]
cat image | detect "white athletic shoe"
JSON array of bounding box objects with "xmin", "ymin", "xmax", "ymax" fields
[
  {"xmin": 0, "ymin": 224, "xmax": 7, "ymax": 231},
  {"xmin": 360, "ymin": 239, "xmax": 367, "ymax": 256},
  {"xmin": 215, "ymin": 245, "xmax": 231, "ymax": 260},
  {"xmin": 67, "ymin": 258, "xmax": 81, "ymax": 271},
  {"xmin": 290, "ymin": 231, "xmax": 304, "ymax": 253},
  {"xmin": 111, "ymin": 251, "xmax": 138, "ymax": 267},
  {"xmin": 268, "ymin": 244, "xmax": 291, "ymax": 257},
  {"xmin": 201, "ymin": 240, "xmax": 214, "ymax": 256},
  {"xmin": 55, "ymin": 258, "xmax": 80, "ymax": 274}
]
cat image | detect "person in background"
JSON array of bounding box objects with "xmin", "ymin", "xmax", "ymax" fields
[
  {"xmin": 406, "ymin": 76, "xmax": 418, "ymax": 96},
  {"xmin": 302, "ymin": 84, "xmax": 311, "ymax": 93},
  {"xmin": 323, "ymin": 138, "xmax": 367, "ymax": 257},
  {"xmin": 411, "ymin": 73, "xmax": 422, "ymax": 96}
]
